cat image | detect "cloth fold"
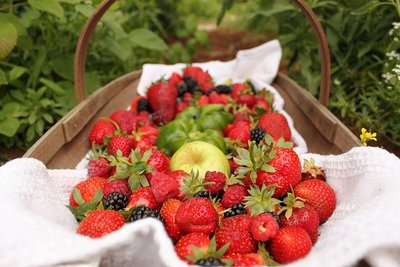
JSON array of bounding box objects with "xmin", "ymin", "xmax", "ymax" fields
[{"xmin": 1, "ymin": 147, "xmax": 400, "ymax": 267}]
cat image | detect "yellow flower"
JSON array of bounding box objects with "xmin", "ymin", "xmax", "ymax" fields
[{"xmin": 360, "ymin": 128, "xmax": 377, "ymax": 146}]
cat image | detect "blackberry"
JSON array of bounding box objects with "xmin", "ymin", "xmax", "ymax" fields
[
  {"xmin": 183, "ymin": 76, "xmax": 198, "ymax": 93},
  {"xmin": 268, "ymin": 211, "xmax": 281, "ymax": 225},
  {"xmin": 128, "ymin": 205, "xmax": 162, "ymax": 222},
  {"xmin": 137, "ymin": 98, "xmax": 151, "ymax": 113},
  {"xmin": 224, "ymin": 203, "xmax": 246, "ymax": 218},
  {"xmin": 250, "ymin": 127, "xmax": 266, "ymax": 144},
  {"xmin": 193, "ymin": 87, "xmax": 205, "ymax": 95},
  {"xmin": 177, "ymin": 84, "xmax": 188, "ymax": 97},
  {"xmin": 195, "ymin": 257, "xmax": 224, "ymax": 266},
  {"xmin": 193, "ymin": 190, "xmax": 210, "ymax": 198},
  {"xmin": 215, "ymin": 85, "xmax": 232, "ymax": 94},
  {"xmin": 102, "ymin": 192, "xmax": 128, "ymax": 211}
]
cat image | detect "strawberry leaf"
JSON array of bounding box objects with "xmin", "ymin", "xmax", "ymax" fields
[{"xmin": 72, "ymin": 187, "xmax": 85, "ymax": 206}]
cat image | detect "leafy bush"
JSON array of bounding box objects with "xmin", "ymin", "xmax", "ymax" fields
[
  {"xmin": 218, "ymin": 0, "xmax": 400, "ymax": 147},
  {"xmin": 0, "ymin": 0, "xmax": 209, "ymax": 149}
]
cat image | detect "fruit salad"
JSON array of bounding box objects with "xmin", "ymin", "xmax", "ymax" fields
[{"xmin": 68, "ymin": 66, "xmax": 336, "ymax": 266}]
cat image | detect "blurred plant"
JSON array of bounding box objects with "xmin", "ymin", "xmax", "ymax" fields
[{"xmin": 0, "ymin": 0, "xmax": 209, "ymax": 149}]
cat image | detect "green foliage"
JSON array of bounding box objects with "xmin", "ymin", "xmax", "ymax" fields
[
  {"xmin": 218, "ymin": 0, "xmax": 400, "ymax": 147},
  {"xmin": 0, "ymin": 0, "xmax": 209, "ymax": 149}
]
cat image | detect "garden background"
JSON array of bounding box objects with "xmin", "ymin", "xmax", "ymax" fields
[{"xmin": 0, "ymin": 0, "xmax": 399, "ymax": 164}]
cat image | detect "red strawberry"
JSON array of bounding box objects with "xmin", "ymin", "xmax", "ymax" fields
[
  {"xmin": 250, "ymin": 213, "xmax": 279, "ymax": 241},
  {"xmin": 175, "ymin": 232, "xmax": 210, "ymax": 263},
  {"xmin": 183, "ymin": 92, "xmax": 193, "ymax": 104},
  {"xmin": 252, "ymin": 96, "xmax": 271, "ymax": 114},
  {"xmin": 301, "ymin": 158, "xmax": 326, "ymax": 182},
  {"xmin": 176, "ymin": 101, "xmax": 189, "ymax": 113},
  {"xmin": 169, "ymin": 72, "xmax": 183, "ymax": 87},
  {"xmin": 221, "ymin": 184, "xmax": 248, "ymax": 208},
  {"xmin": 231, "ymin": 83, "xmax": 251, "ymax": 100},
  {"xmin": 183, "ymin": 66, "xmax": 213, "ymax": 93},
  {"xmin": 175, "ymin": 198, "xmax": 218, "ymax": 235},
  {"xmin": 280, "ymin": 204, "xmax": 320, "ymax": 243},
  {"xmin": 256, "ymin": 147, "xmax": 301, "ymax": 198},
  {"xmin": 147, "ymin": 81, "xmax": 177, "ymax": 124},
  {"xmin": 224, "ymin": 253, "xmax": 264, "ymax": 266},
  {"xmin": 258, "ymin": 112, "xmax": 291, "ymax": 141},
  {"xmin": 208, "ymin": 92, "xmax": 225, "ymax": 104},
  {"xmin": 160, "ymin": 198, "xmax": 183, "ymax": 241},
  {"xmin": 127, "ymin": 186, "xmax": 158, "ymax": 209},
  {"xmin": 233, "ymin": 110, "xmax": 251, "ymax": 123},
  {"xmin": 134, "ymin": 111, "xmax": 154, "ymax": 127},
  {"xmin": 69, "ymin": 177, "xmax": 107, "ymax": 207},
  {"xmin": 110, "ymin": 110, "xmax": 135, "ymax": 134},
  {"xmin": 144, "ymin": 147, "xmax": 170, "ymax": 173},
  {"xmin": 169, "ymin": 170, "xmax": 188, "ymax": 200},
  {"xmin": 204, "ymin": 171, "xmax": 226, "ymax": 195},
  {"xmin": 77, "ymin": 210, "xmax": 125, "ymax": 238},
  {"xmin": 197, "ymin": 95, "xmax": 210, "ymax": 106},
  {"xmin": 269, "ymin": 226, "xmax": 312, "ymax": 264},
  {"xmin": 103, "ymin": 179, "xmax": 131, "ymax": 198},
  {"xmin": 294, "ymin": 179, "xmax": 336, "ymax": 222},
  {"xmin": 216, "ymin": 214, "xmax": 256, "ymax": 254},
  {"xmin": 237, "ymin": 94, "xmax": 257, "ymax": 108},
  {"xmin": 130, "ymin": 95, "xmax": 143, "ymax": 115},
  {"xmin": 88, "ymin": 158, "xmax": 110, "ymax": 178},
  {"xmin": 88, "ymin": 119, "xmax": 116, "ymax": 146},
  {"xmin": 229, "ymin": 159, "xmax": 239, "ymax": 173},
  {"xmin": 228, "ymin": 121, "xmax": 251, "ymax": 144},
  {"xmin": 150, "ymin": 171, "xmax": 179, "ymax": 204},
  {"xmin": 107, "ymin": 135, "xmax": 132, "ymax": 157},
  {"xmin": 223, "ymin": 123, "xmax": 234, "ymax": 137}
]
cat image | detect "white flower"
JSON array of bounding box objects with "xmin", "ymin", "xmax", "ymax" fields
[
  {"xmin": 333, "ymin": 79, "xmax": 341, "ymax": 85},
  {"xmin": 393, "ymin": 22, "xmax": 400, "ymax": 29},
  {"xmin": 395, "ymin": 37, "xmax": 399, "ymax": 42}
]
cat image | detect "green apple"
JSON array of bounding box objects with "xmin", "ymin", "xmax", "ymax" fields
[{"xmin": 170, "ymin": 141, "xmax": 230, "ymax": 179}]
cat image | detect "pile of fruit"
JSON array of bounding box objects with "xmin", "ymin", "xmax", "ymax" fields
[{"xmin": 68, "ymin": 66, "xmax": 336, "ymax": 266}]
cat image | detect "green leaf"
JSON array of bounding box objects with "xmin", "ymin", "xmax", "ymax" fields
[
  {"xmin": 39, "ymin": 78, "xmax": 64, "ymax": 94},
  {"xmin": 0, "ymin": 23, "xmax": 18, "ymax": 60},
  {"xmin": 49, "ymin": 55, "xmax": 74, "ymax": 81},
  {"xmin": 9, "ymin": 66, "xmax": 27, "ymax": 81},
  {"xmin": 0, "ymin": 13, "xmax": 27, "ymax": 36},
  {"xmin": 75, "ymin": 4, "xmax": 95, "ymax": 18},
  {"xmin": 59, "ymin": 0, "xmax": 82, "ymax": 4},
  {"xmin": 194, "ymin": 30, "xmax": 208, "ymax": 47},
  {"xmin": 0, "ymin": 69, "xmax": 7, "ymax": 85},
  {"xmin": 128, "ymin": 28, "xmax": 168, "ymax": 51},
  {"xmin": 35, "ymin": 118, "xmax": 45, "ymax": 135},
  {"xmin": 217, "ymin": 0, "xmax": 234, "ymax": 25},
  {"xmin": 26, "ymin": 125, "xmax": 36, "ymax": 142},
  {"xmin": 251, "ymin": 3, "xmax": 296, "ymax": 18},
  {"xmin": 351, "ymin": 1, "xmax": 384, "ymax": 15},
  {"xmin": 42, "ymin": 113, "xmax": 54, "ymax": 124},
  {"xmin": 28, "ymin": 0, "xmax": 64, "ymax": 19},
  {"xmin": 0, "ymin": 117, "xmax": 20, "ymax": 137}
]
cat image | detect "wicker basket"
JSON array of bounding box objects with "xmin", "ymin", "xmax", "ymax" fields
[{"xmin": 24, "ymin": 0, "xmax": 361, "ymax": 168}]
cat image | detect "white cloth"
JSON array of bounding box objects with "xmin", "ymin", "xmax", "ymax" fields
[
  {"xmin": 137, "ymin": 40, "xmax": 308, "ymax": 154},
  {"xmin": 1, "ymin": 147, "xmax": 400, "ymax": 267}
]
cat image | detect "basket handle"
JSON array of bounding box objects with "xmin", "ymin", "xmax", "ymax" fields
[{"xmin": 74, "ymin": 0, "xmax": 331, "ymax": 106}]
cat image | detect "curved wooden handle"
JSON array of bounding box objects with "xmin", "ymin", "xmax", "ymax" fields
[{"xmin": 74, "ymin": 0, "xmax": 331, "ymax": 106}]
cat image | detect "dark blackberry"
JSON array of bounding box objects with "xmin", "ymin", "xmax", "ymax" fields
[
  {"xmin": 250, "ymin": 127, "xmax": 266, "ymax": 144},
  {"xmin": 215, "ymin": 85, "xmax": 232, "ymax": 94},
  {"xmin": 224, "ymin": 203, "xmax": 246, "ymax": 218},
  {"xmin": 102, "ymin": 192, "xmax": 128, "ymax": 211},
  {"xmin": 128, "ymin": 205, "xmax": 162, "ymax": 222},
  {"xmin": 137, "ymin": 98, "xmax": 152, "ymax": 113},
  {"xmin": 193, "ymin": 190, "xmax": 210, "ymax": 198},
  {"xmin": 193, "ymin": 87, "xmax": 205, "ymax": 95},
  {"xmin": 177, "ymin": 84, "xmax": 188, "ymax": 97},
  {"xmin": 195, "ymin": 257, "xmax": 224, "ymax": 266},
  {"xmin": 183, "ymin": 76, "xmax": 198, "ymax": 93}
]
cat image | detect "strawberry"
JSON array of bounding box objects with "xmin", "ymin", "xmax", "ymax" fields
[
  {"xmin": 130, "ymin": 95, "xmax": 143, "ymax": 115},
  {"xmin": 183, "ymin": 66, "xmax": 213, "ymax": 93},
  {"xmin": 103, "ymin": 179, "xmax": 131, "ymax": 198},
  {"xmin": 224, "ymin": 253, "xmax": 264, "ymax": 266},
  {"xmin": 176, "ymin": 101, "xmax": 189, "ymax": 113},
  {"xmin": 88, "ymin": 158, "xmax": 110, "ymax": 178},
  {"xmin": 183, "ymin": 92, "xmax": 193, "ymax": 104},
  {"xmin": 127, "ymin": 186, "xmax": 158, "ymax": 209},
  {"xmin": 132, "ymin": 136, "xmax": 153, "ymax": 151},
  {"xmin": 223, "ymin": 123, "xmax": 234, "ymax": 137},
  {"xmin": 221, "ymin": 184, "xmax": 248, "ymax": 208},
  {"xmin": 301, "ymin": 158, "xmax": 326, "ymax": 182},
  {"xmin": 88, "ymin": 119, "xmax": 116, "ymax": 146},
  {"xmin": 237, "ymin": 94, "xmax": 257, "ymax": 108},
  {"xmin": 77, "ymin": 210, "xmax": 125, "ymax": 238},
  {"xmin": 147, "ymin": 81, "xmax": 177, "ymax": 124},
  {"xmin": 144, "ymin": 147, "xmax": 169, "ymax": 173},
  {"xmin": 269, "ymin": 226, "xmax": 312, "ymax": 264},
  {"xmin": 280, "ymin": 203, "xmax": 320, "ymax": 243},
  {"xmin": 69, "ymin": 177, "xmax": 107, "ymax": 207},
  {"xmin": 252, "ymin": 96, "xmax": 271, "ymax": 114},
  {"xmin": 208, "ymin": 92, "xmax": 225, "ymax": 104},
  {"xmin": 294, "ymin": 179, "xmax": 336, "ymax": 223},
  {"xmin": 110, "ymin": 110, "xmax": 135, "ymax": 134},
  {"xmin": 231, "ymin": 83, "xmax": 251, "ymax": 100},
  {"xmin": 216, "ymin": 214, "xmax": 256, "ymax": 254},
  {"xmin": 175, "ymin": 232, "xmax": 210, "ymax": 263},
  {"xmin": 160, "ymin": 198, "xmax": 183, "ymax": 241},
  {"xmin": 256, "ymin": 147, "xmax": 301, "ymax": 198},
  {"xmin": 169, "ymin": 170, "xmax": 188, "ymax": 200},
  {"xmin": 131, "ymin": 126, "xmax": 159, "ymax": 149},
  {"xmin": 250, "ymin": 213, "xmax": 279, "ymax": 241},
  {"xmin": 233, "ymin": 109, "xmax": 251, "ymax": 123},
  {"xmin": 175, "ymin": 198, "xmax": 218, "ymax": 235},
  {"xmin": 204, "ymin": 171, "xmax": 226, "ymax": 195},
  {"xmin": 228, "ymin": 121, "xmax": 251, "ymax": 144},
  {"xmin": 258, "ymin": 112, "xmax": 291, "ymax": 141},
  {"xmin": 197, "ymin": 95, "xmax": 210, "ymax": 106},
  {"xmin": 169, "ymin": 72, "xmax": 183, "ymax": 87},
  {"xmin": 107, "ymin": 135, "xmax": 132, "ymax": 157},
  {"xmin": 150, "ymin": 171, "xmax": 179, "ymax": 204},
  {"xmin": 134, "ymin": 111, "xmax": 154, "ymax": 127},
  {"xmin": 229, "ymin": 159, "xmax": 239, "ymax": 173}
]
